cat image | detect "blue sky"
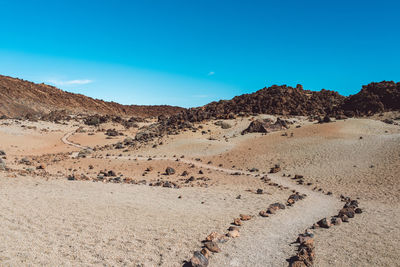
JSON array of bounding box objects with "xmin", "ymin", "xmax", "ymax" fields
[{"xmin": 0, "ymin": 0, "xmax": 399, "ymax": 107}]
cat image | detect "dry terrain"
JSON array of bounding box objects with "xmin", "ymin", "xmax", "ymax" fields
[{"xmin": 0, "ymin": 113, "xmax": 399, "ymax": 266}]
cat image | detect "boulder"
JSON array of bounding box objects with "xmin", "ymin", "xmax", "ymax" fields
[{"xmin": 241, "ymin": 119, "xmax": 269, "ymax": 135}]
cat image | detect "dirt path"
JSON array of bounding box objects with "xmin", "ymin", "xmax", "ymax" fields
[
  {"xmin": 61, "ymin": 130, "xmax": 90, "ymax": 149},
  {"xmin": 61, "ymin": 131, "xmax": 342, "ymax": 266}
]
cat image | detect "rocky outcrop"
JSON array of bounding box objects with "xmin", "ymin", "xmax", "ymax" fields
[
  {"xmin": 241, "ymin": 118, "xmax": 289, "ymax": 135},
  {"xmin": 342, "ymin": 81, "xmax": 400, "ymax": 116}
]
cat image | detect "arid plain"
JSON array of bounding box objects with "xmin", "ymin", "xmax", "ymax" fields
[{"xmin": 0, "ymin": 111, "xmax": 399, "ymax": 266}]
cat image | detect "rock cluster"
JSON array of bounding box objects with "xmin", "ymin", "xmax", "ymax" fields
[
  {"xmin": 342, "ymin": 81, "xmax": 400, "ymax": 116},
  {"xmin": 290, "ymin": 197, "xmax": 362, "ymax": 266},
  {"xmin": 290, "ymin": 230, "xmax": 315, "ymax": 267}
]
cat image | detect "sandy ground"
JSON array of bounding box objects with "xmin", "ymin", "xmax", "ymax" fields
[{"xmin": 0, "ymin": 115, "xmax": 399, "ymax": 266}]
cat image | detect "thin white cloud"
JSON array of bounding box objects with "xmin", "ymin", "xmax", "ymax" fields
[
  {"xmin": 193, "ymin": 94, "xmax": 209, "ymax": 98},
  {"xmin": 47, "ymin": 79, "xmax": 93, "ymax": 86},
  {"xmin": 208, "ymin": 71, "xmax": 215, "ymax": 76}
]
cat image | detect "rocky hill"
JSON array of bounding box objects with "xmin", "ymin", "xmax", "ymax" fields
[
  {"xmin": 2, "ymin": 74, "xmax": 398, "ymax": 121},
  {"xmin": 0, "ymin": 75, "xmax": 184, "ymax": 118},
  {"xmin": 342, "ymin": 81, "xmax": 400, "ymax": 116},
  {"xmin": 160, "ymin": 84, "xmax": 346, "ymax": 127},
  {"xmin": 160, "ymin": 81, "xmax": 400, "ymax": 127}
]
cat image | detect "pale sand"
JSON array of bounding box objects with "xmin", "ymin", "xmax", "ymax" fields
[{"xmin": 0, "ymin": 116, "xmax": 399, "ymax": 266}]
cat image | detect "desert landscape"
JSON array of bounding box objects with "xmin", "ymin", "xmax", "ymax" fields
[{"xmin": 0, "ymin": 75, "xmax": 399, "ymax": 266}]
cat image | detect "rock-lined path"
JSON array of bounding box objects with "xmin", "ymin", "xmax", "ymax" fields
[
  {"xmin": 62, "ymin": 130, "xmax": 342, "ymax": 266},
  {"xmin": 61, "ymin": 130, "xmax": 90, "ymax": 149}
]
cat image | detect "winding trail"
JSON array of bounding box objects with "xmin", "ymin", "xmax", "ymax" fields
[
  {"xmin": 61, "ymin": 130, "xmax": 342, "ymax": 266},
  {"xmin": 61, "ymin": 130, "xmax": 90, "ymax": 150}
]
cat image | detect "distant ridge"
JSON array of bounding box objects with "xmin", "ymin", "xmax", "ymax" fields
[
  {"xmin": 159, "ymin": 81, "xmax": 400, "ymax": 127},
  {"xmin": 0, "ymin": 75, "xmax": 185, "ymax": 118},
  {"xmin": 1, "ymin": 74, "xmax": 398, "ymax": 120}
]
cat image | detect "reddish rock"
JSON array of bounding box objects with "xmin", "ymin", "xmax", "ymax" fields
[
  {"xmin": 233, "ymin": 218, "xmax": 242, "ymax": 226},
  {"xmin": 239, "ymin": 214, "xmax": 252, "ymax": 221},
  {"xmin": 204, "ymin": 241, "xmax": 221, "ymax": 253}
]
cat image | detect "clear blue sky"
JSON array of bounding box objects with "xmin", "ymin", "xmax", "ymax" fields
[{"xmin": 0, "ymin": 0, "xmax": 399, "ymax": 107}]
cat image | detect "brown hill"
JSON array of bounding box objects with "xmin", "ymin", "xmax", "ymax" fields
[
  {"xmin": 0, "ymin": 75, "xmax": 184, "ymax": 118},
  {"xmin": 161, "ymin": 81, "xmax": 400, "ymax": 127},
  {"xmin": 161, "ymin": 84, "xmax": 345, "ymax": 127},
  {"xmin": 342, "ymin": 81, "xmax": 400, "ymax": 116}
]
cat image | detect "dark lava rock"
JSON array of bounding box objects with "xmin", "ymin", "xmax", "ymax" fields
[
  {"xmin": 317, "ymin": 218, "xmax": 331, "ymax": 228},
  {"xmin": 269, "ymin": 164, "xmax": 281, "ymax": 173},
  {"xmin": 342, "ymin": 81, "xmax": 400, "ymax": 116},
  {"xmin": 190, "ymin": 251, "xmax": 209, "ymax": 267},
  {"xmin": 165, "ymin": 167, "xmax": 175, "ymax": 175},
  {"xmin": 339, "ymin": 207, "xmax": 355, "ymax": 218}
]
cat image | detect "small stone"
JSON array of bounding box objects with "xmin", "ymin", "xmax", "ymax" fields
[
  {"xmin": 190, "ymin": 251, "xmax": 209, "ymax": 267},
  {"xmin": 233, "ymin": 218, "xmax": 242, "ymax": 226},
  {"xmin": 165, "ymin": 167, "xmax": 175, "ymax": 175},
  {"xmin": 298, "ymin": 235, "xmax": 314, "ymax": 246},
  {"xmin": 341, "ymin": 214, "xmax": 349, "ymax": 222},
  {"xmin": 311, "ymin": 223, "xmax": 319, "ymax": 229},
  {"xmin": 331, "ymin": 217, "xmax": 342, "ymax": 225},
  {"xmin": 36, "ymin": 164, "xmax": 45, "ymax": 170},
  {"xmin": 267, "ymin": 208, "xmax": 276, "ymax": 214},
  {"xmin": 227, "ymin": 229, "xmax": 240, "ymax": 238},
  {"xmin": 339, "ymin": 207, "xmax": 355, "ymax": 218},
  {"xmin": 290, "ymin": 260, "xmax": 307, "ymax": 267},
  {"xmin": 228, "ymin": 226, "xmax": 239, "ymax": 232},
  {"xmin": 200, "ymin": 248, "xmax": 210, "ymax": 259},
  {"xmin": 259, "ymin": 210, "xmax": 269, "ymax": 217},
  {"xmin": 205, "ymin": 232, "xmax": 223, "ymax": 242},
  {"xmin": 239, "ymin": 214, "xmax": 251, "ymax": 221},
  {"xmin": 204, "ymin": 241, "xmax": 221, "ymax": 253},
  {"xmin": 317, "ymin": 218, "xmax": 331, "ymax": 228}
]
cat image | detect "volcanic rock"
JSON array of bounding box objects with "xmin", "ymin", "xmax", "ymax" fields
[
  {"xmin": 190, "ymin": 251, "xmax": 209, "ymax": 267},
  {"xmin": 342, "ymin": 81, "xmax": 400, "ymax": 116},
  {"xmin": 239, "ymin": 214, "xmax": 252, "ymax": 221},
  {"xmin": 165, "ymin": 167, "xmax": 175, "ymax": 175},
  {"xmin": 317, "ymin": 218, "xmax": 331, "ymax": 228},
  {"xmin": 204, "ymin": 241, "xmax": 221, "ymax": 253}
]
